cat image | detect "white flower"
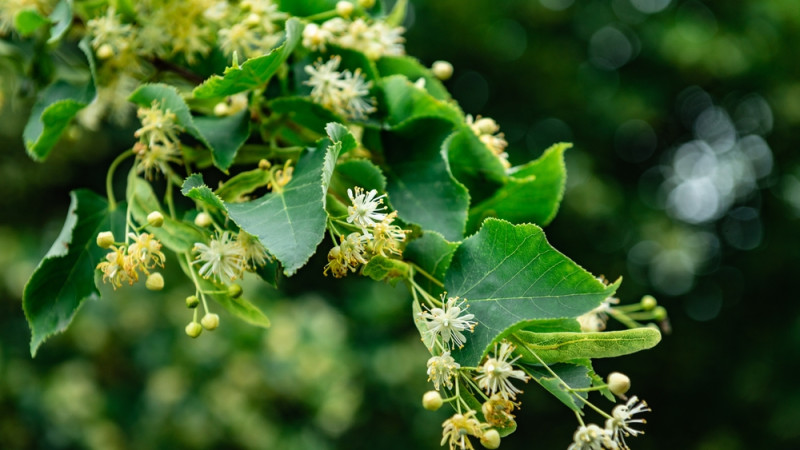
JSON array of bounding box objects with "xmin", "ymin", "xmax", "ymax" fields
[
  {"xmin": 193, "ymin": 231, "xmax": 247, "ymax": 281},
  {"xmin": 577, "ymin": 297, "xmax": 619, "ymax": 332},
  {"xmin": 339, "ymin": 68, "xmax": 376, "ymax": 119},
  {"xmin": 368, "ymin": 211, "xmax": 408, "ymax": 257},
  {"xmin": 605, "ymin": 396, "xmax": 650, "ymax": 448},
  {"xmin": 441, "ymin": 410, "xmax": 485, "ymax": 450},
  {"xmin": 426, "ymin": 351, "xmax": 460, "ymax": 391},
  {"xmin": 237, "ymin": 230, "xmax": 271, "ymax": 269},
  {"xmin": 340, "ymin": 232, "xmax": 370, "ymax": 266},
  {"xmin": 304, "ymin": 56, "xmax": 375, "ymax": 119},
  {"xmin": 474, "ymin": 341, "xmax": 529, "ymax": 400},
  {"xmin": 419, "ymin": 296, "xmax": 477, "ymax": 350},
  {"xmin": 347, "ymin": 187, "xmax": 387, "ymax": 228},
  {"xmin": 568, "ymin": 424, "xmax": 618, "ymax": 450}
]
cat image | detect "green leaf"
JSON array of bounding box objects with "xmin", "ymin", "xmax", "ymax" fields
[
  {"xmin": 527, "ymin": 363, "xmax": 592, "ymax": 412},
  {"xmin": 128, "ymin": 175, "xmax": 204, "ymax": 253},
  {"xmin": 382, "ymin": 119, "xmax": 469, "ymax": 241},
  {"xmin": 14, "ymin": 9, "xmax": 49, "ymax": 35},
  {"xmin": 226, "ymin": 137, "xmax": 341, "ymax": 276},
  {"xmin": 192, "ymin": 108, "xmax": 251, "ymax": 171},
  {"xmin": 384, "ymin": 0, "xmax": 408, "ymax": 27},
  {"xmin": 403, "ymin": 231, "xmax": 459, "ymax": 294},
  {"xmin": 181, "ymin": 174, "xmax": 227, "ymax": 210},
  {"xmin": 193, "ymin": 18, "xmax": 303, "ymax": 98},
  {"xmin": 328, "ymin": 159, "xmax": 387, "ymax": 205},
  {"xmin": 468, "ymin": 143, "xmax": 570, "ymax": 231},
  {"xmin": 325, "ymin": 122, "xmax": 358, "ymax": 155},
  {"xmin": 215, "ymin": 168, "xmax": 271, "ymax": 202},
  {"xmin": 379, "ymin": 75, "xmax": 462, "ymax": 128},
  {"xmin": 444, "ymin": 219, "xmax": 620, "ymax": 367},
  {"xmin": 376, "ymin": 55, "xmax": 450, "ymax": 101},
  {"xmin": 129, "ymin": 83, "xmax": 207, "ymax": 145},
  {"xmin": 48, "ymin": 0, "xmax": 73, "ymax": 43},
  {"xmin": 511, "ymin": 327, "xmax": 662, "ymax": 365},
  {"xmin": 269, "ymin": 96, "xmax": 342, "ymax": 134},
  {"xmin": 177, "ymin": 257, "xmax": 270, "ymax": 328},
  {"xmin": 22, "ymin": 190, "xmax": 124, "ymax": 357},
  {"xmin": 276, "ymin": 0, "xmax": 336, "ymax": 16},
  {"xmin": 23, "ymin": 39, "xmax": 96, "ymax": 161},
  {"xmin": 362, "ymin": 256, "xmax": 410, "ymax": 285},
  {"xmin": 446, "ymin": 125, "xmax": 507, "ymax": 201}
]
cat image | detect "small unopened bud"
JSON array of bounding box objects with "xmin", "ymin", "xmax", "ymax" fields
[
  {"xmin": 96, "ymin": 231, "xmax": 115, "ymax": 249},
  {"xmin": 653, "ymin": 306, "xmax": 667, "ymax": 321},
  {"xmin": 607, "ymin": 372, "xmax": 631, "ymax": 396},
  {"xmin": 258, "ymin": 159, "xmax": 271, "ymax": 170},
  {"xmin": 147, "ymin": 211, "xmax": 164, "ymax": 227},
  {"xmin": 185, "ymin": 321, "xmax": 203, "ymax": 338},
  {"xmin": 145, "ymin": 272, "xmax": 165, "ymax": 291},
  {"xmin": 213, "ymin": 102, "xmax": 229, "ymax": 116},
  {"xmin": 186, "ymin": 295, "xmax": 200, "ymax": 309},
  {"xmin": 422, "ymin": 391, "xmax": 443, "ymax": 411},
  {"xmin": 336, "ymin": 1, "xmax": 354, "ymax": 17},
  {"xmin": 227, "ymin": 284, "xmax": 243, "ymax": 298},
  {"xmin": 358, "ymin": 0, "xmax": 375, "ymax": 8},
  {"xmin": 244, "ymin": 12, "xmax": 260, "ymax": 26},
  {"xmin": 194, "ymin": 212, "xmax": 212, "ymax": 227},
  {"xmin": 201, "ymin": 313, "xmax": 220, "ymax": 330},
  {"xmin": 431, "ymin": 60, "xmax": 453, "ymax": 80},
  {"xmin": 480, "ymin": 429, "xmax": 501, "ymax": 449},
  {"xmin": 641, "ymin": 295, "xmax": 657, "ymax": 310},
  {"xmin": 96, "ymin": 43, "xmax": 114, "ymax": 59},
  {"xmin": 475, "ymin": 117, "xmax": 499, "ymax": 135}
]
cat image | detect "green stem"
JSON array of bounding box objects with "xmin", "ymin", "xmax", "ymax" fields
[
  {"xmin": 302, "ymin": 10, "xmax": 339, "ymax": 22},
  {"xmin": 165, "ymin": 177, "xmax": 176, "ymax": 219},
  {"xmin": 105, "ymin": 150, "xmax": 134, "ymax": 210},
  {"xmin": 184, "ymin": 253, "xmax": 210, "ymax": 314},
  {"xmin": 608, "ymin": 309, "xmax": 643, "ymax": 329},
  {"xmin": 410, "ymin": 262, "xmax": 445, "ymax": 288}
]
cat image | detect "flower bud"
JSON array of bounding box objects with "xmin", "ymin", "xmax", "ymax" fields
[
  {"xmin": 227, "ymin": 283, "xmax": 243, "ymax": 298},
  {"xmin": 194, "ymin": 212, "xmax": 212, "ymax": 227},
  {"xmin": 431, "ymin": 60, "xmax": 454, "ymax": 80},
  {"xmin": 641, "ymin": 295, "xmax": 657, "ymax": 310},
  {"xmin": 214, "ymin": 102, "xmax": 229, "ymax": 116},
  {"xmin": 336, "ymin": 1, "xmax": 354, "ymax": 17},
  {"xmin": 480, "ymin": 429, "xmax": 501, "ymax": 449},
  {"xmin": 96, "ymin": 231, "xmax": 115, "ymax": 249},
  {"xmin": 185, "ymin": 321, "xmax": 203, "ymax": 338},
  {"xmin": 186, "ymin": 295, "xmax": 200, "ymax": 309},
  {"xmin": 358, "ymin": 0, "xmax": 375, "ymax": 8},
  {"xmin": 201, "ymin": 313, "xmax": 220, "ymax": 330},
  {"xmin": 145, "ymin": 272, "xmax": 165, "ymax": 291},
  {"xmin": 653, "ymin": 306, "xmax": 667, "ymax": 321},
  {"xmin": 475, "ymin": 117, "xmax": 499, "ymax": 135},
  {"xmin": 96, "ymin": 43, "xmax": 114, "ymax": 59},
  {"xmin": 422, "ymin": 390, "xmax": 443, "ymax": 411},
  {"xmin": 147, "ymin": 211, "xmax": 164, "ymax": 227},
  {"xmin": 607, "ymin": 372, "xmax": 631, "ymax": 396},
  {"xmin": 259, "ymin": 159, "xmax": 271, "ymax": 170}
]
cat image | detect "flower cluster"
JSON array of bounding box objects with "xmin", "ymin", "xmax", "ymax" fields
[
  {"xmin": 304, "ymin": 56, "xmax": 376, "ymax": 120},
  {"xmin": 324, "ymin": 187, "xmax": 409, "ymax": 277},
  {"xmin": 0, "ymin": 0, "xmax": 54, "ymax": 35},
  {"xmin": 217, "ymin": 0, "xmax": 287, "ymax": 59},
  {"xmin": 466, "ymin": 115, "xmax": 511, "ymax": 170},
  {"xmin": 418, "ymin": 296, "xmax": 477, "ymax": 350},
  {"xmin": 303, "ymin": 17, "xmax": 405, "ymax": 60},
  {"xmin": 193, "ymin": 230, "xmax": 271, "ymax": 283},
  {"xmin": 133, "ymin": 100, "xmax": 184, "ymax": 178},
  {"xmin": 567, "ymin": 397, "xmax": 650, "ymax": 450},
  {"xmin": 96, "ymin": 232, "xmax": 166, "ymax": 289}
]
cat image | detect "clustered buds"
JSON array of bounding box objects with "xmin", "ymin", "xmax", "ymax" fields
[
  {"xmin": 95, "ymin": 231, "xmax": 166, "ymax": 289},
  {"xmin": 466, "ymin": 115, "xmax": 510, "ymax": 170}
]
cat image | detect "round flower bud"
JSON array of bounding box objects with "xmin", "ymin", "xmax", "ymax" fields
[
  {"xmin": 185, "ymin": 322, "xmax": 203, "ymax": 338},
  {"xmin": 431, "ymin": 60, "xmax": 454, "ymax": 80},
  {"xmin": 607, "ymin": 372, "xmax": 631, "ymax": 396},
  {"xmin": 96, "ymin": 231, "xmax": 115, "ymax": 249},
  {"xmin": 475, "ymin": 117, "xmax": 499, "ymax": 135},
  {"xmin": 147, "ymin": 211, "xmax": 164, "ymax": 227},
  {"xmin": 96, "ymin": 43, "xmax": 114, "ymax": 60},
  {"xmin": 194, "ymin": 212, "xmax": 212, "ymax": 227},
  {"xmin": 358, "ymin": 0, "xmax": 375, "ymax": 8},
  {"xmin": 336, "ymin": 1, "xmax": 354, "ymax": 17},
  {"xmin": 214, "ymin": 102, "xmax": 229, "ymax": 116},
  {"xmin": 641, "ymin": 295, "xmax": 657, "ymax": 310},
  {"xmin": 227, "ymin": 283, "xmax": 243, "ymax": 298},
  {"xmin": 259, "ymin": 159, "xmax": 271, "ymax": 170},
  {"xmin": 653, "ymin": 306, "xmax": 667, "ymax": 321},
  {"xmin": 186, "ymin": 295, "xmax": 200, "ymax": 309},
  {"xmin": 480, "ymin": 429, "xmax": 501, "ymax": 449},
  {"xmin": 422, "ymin": 390, "xmax": 443, "ymax": 411},
  {"xmin": 201, "ymin": 313, "xmax": 220, "ymax": 330},
  {"xmin": 145, "ymin": 272, "xmax": 165, "ymax": 291}
]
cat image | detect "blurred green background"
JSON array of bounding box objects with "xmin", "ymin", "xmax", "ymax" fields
[{"xmin": 2, "ymin": 0, "xmax": 800, "ymax": 448}]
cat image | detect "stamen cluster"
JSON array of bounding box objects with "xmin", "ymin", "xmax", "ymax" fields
[
  {"xmin": 96, "ymin": 232, "xmax": 166, "ymax": 289},
  {"xmin": 303, "ymin": 17, "xmax": 405, "ymax": 60},
  {"xmin": 304, "ymin": 56, "xmax": 376, "ymax": 120}
]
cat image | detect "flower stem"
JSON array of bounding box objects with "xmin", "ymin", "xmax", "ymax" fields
[
  {"xmin": 105, "ymin": 150, "xmax": 134, "ymax": 210},
  {"xmin": 410, "ymin": 262, "xmax": 444, "ymax": 288}
]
